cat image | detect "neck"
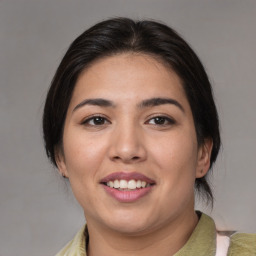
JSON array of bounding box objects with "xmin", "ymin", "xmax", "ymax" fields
[{"xmin": 86, "ymin": 210, "xmax": 199, "ymax": 256}]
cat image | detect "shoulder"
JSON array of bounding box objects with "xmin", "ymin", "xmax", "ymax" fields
[
  {"xmin": 55, "ymin": 225, "xmax": 87, "ymax": 256},
  {"xmin": 227, "ymin": 232, "xmax": 256, "ymax": 255}
]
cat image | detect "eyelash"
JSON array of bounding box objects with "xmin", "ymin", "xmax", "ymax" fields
[
  {"xmin": 81, "ymin": 115, "xmax": 111, "ymax": 126},
  {"xmin": 81, "ymin": 115, "xmax": 175, "ymax": 127},
  {"xmin": 146, "ymin": 116, "xmax": 175, "ymax": 126}
]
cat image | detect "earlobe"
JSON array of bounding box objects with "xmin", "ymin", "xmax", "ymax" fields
[
  {"xmin": 196, "ymin": 139, "xmax": 213, "ymax": 178},
  {"xmin": 55, "ymin": 146, "xmax": 69, "ymax": 178}
]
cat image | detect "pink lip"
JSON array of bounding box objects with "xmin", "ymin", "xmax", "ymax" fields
[
  {"xmin": 103, "ymin": 186, "xmax": 153, "ymax": 203},
  {"xmin": 100, "ymin": 172, "xmax": 156, "ymax": 203}
]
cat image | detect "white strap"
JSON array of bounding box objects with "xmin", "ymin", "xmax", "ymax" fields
[{"xmin": 216, "ymin": 233, "xmax": 230, "ymax": 256}]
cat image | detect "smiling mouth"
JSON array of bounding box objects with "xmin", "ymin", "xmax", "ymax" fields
[
  {"xmin": 100, "ymin": 172, "xmax": 155, "ymax": 202},
  {"xmin": 102, "ymin": 179, "xmax": 153, "ymax": 191},
  {"xmin": 100, "ymin": 172, "xmax": 156, "ymax": 191}
]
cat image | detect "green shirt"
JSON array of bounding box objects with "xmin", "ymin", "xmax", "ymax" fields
[{"xmin": 56, "ymin": 213, "xmax": 256, "ymax": 256}]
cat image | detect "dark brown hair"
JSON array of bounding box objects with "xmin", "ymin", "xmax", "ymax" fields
[{"xmin": 43, "ymin": 17, "xmax": 221, "ymax": 204}]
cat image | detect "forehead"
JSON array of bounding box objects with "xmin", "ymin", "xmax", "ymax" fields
[{"xmin": 70, "ymin": 53, "xmax": 189, "ymax": 109}]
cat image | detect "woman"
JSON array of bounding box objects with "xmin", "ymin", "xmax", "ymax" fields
[{"xmin": 43, "ymin": 18, "xmax": 255, "ymax": 256}]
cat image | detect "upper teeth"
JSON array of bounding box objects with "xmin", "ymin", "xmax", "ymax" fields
[{"xmin": 107, "ymin": 180, "xmax": 148, "ymax": 190}]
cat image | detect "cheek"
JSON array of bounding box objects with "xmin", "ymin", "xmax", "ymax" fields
[
  {"xmin": 63, "ymin": 129, "xmax": 107, "ymax": 180},
  {"xmin": 150, "ymin": 130, "xmax": 198, "ymax": 184},
  {"xmin": 62, "ymin": 130, "xmax": 108, "ymax": 208}
]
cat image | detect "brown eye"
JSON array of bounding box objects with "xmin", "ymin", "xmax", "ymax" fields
[
  {"xmin": 148, "ymin": 116, "xmax": 175, "ymax": 126},
  {"xmin": 82, "ymin": 116, "xmax": 109, "ymax": 126}
]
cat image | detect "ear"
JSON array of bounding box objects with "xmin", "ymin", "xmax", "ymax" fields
[
  {"xmin": 55, "ymin": 146, "xmax": 69, "ymax": 178},
  {"xmin": 196, "ymin": 138, "xmax": 213, "ymax": 178}
]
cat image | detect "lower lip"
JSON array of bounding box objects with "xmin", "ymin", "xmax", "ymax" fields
[{"xmin": 102, "ymin": 185, "xmax": 153, "ymax": 203}]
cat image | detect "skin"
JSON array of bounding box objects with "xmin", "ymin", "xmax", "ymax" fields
[{"xmin": 56, "ymin": 53, "xmax": 213, "ymax": 256}]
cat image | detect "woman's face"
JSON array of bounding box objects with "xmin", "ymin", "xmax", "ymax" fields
[{"xmin": 57, "ymin": 53, "xmax": 211, "ymax": 235}]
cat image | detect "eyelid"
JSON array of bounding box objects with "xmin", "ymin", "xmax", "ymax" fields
[
  {"xmin": 145, "ymin": 114, "xmax": 176, "ymax": 125},
  {"xmin": 81, "ymin": 114, "xmax": 111, "ymax": 125}
]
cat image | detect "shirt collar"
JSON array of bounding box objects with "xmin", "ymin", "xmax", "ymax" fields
[{"xmin": 174, "ymin": 212, "xmax": 216, "ymax": 256}]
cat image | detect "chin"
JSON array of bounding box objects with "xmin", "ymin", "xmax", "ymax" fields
[
  {"xmin": 102, "ymin": 211, "xmax": 153, "ymax": 235},
  {"xmin": 110, "ymin": 221, "xmax": 151, "ymax": 235}
]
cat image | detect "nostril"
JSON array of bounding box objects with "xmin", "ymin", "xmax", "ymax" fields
[{"xmin": 112, "ymin": 155, "xmax": 141, "ymax": 162}]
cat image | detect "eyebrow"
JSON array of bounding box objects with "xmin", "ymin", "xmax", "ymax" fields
[
  {"xmin": 138, "ymin": 97, "xmax": 185, "ymax": 112},
  {"xmin": 73, "ymin": 97, "xmax": 184, "ymax": 113},
  {"xmin": 73, "ymin": 98, "xmax": 115, "ymax": 112}
]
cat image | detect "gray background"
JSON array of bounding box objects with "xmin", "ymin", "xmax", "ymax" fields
[{"xmin": 1, "ymin": 0, "xmax": 255, "ymax": 255}]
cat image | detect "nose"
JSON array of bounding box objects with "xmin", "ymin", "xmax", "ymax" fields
[{"xmin": 108, "ymin": 122, "xmax": 147, "ymax": 164}]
